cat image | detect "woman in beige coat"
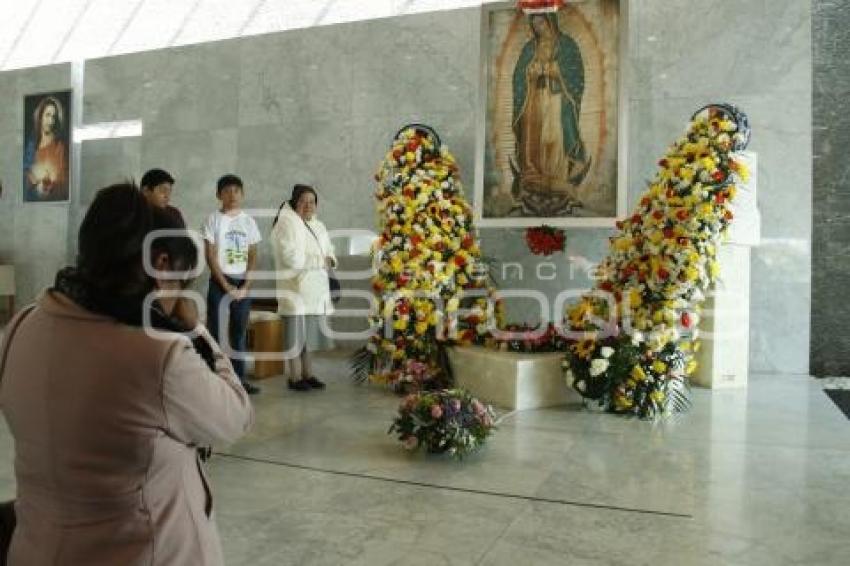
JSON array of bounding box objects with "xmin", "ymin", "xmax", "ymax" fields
[
  {"xmin": 0, "ymin": 183, "xmax": 253, "ymax": 565},
  {"xmin": 270, "ymin": 184, "xmax": 337, "ymax": 391}
]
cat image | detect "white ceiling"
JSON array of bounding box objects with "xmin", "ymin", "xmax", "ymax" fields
[{"xmin": 0, "ymin": 0, "xmax": 500, "ymax": 71}]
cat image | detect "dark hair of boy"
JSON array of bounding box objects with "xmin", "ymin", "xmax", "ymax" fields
[
  {"xmin": 140, "ymin": 168, "xmax": 175, "ymax": 191},
  {"xmin": 216, "ymin": 174, "xmax": 243, "ymax": 196}
]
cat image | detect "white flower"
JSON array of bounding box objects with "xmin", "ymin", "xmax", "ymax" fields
[
  {"xmin": 589, "ymin": 358, "xmax": 610, "ymax": 377},
  {"xmin": 600, "ymin": 346, "xmax": 615, "ymax": 358},
  {"xmin": 630, "ymin": 331, "xmax": 645, "ymax": 345},
  {"xmin": 574, "ymin": 378, "xmax": 585, "ymax": 392}
]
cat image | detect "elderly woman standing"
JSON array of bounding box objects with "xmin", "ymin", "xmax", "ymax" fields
[{"xmin": 271, "ymin": 184, "xmax": 337, "ymax": 391}]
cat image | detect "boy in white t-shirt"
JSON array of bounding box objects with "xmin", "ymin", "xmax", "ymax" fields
[{"xmin": 202, "ymin": 174, "xmax": 262, "ymax": 394}]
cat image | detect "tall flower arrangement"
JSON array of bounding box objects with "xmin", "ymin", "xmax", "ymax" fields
[
  {"xmin": 355, "ymin": 125, "xmax": 501, "ymax": 392},
  {"xmin": 565, "ymin": 104, "xmax": 751, "ymax": 418}
]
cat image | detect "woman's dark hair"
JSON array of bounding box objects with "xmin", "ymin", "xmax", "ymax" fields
[
  {"xmin": 77, "ymin": 182, "xmax": 197, "ymax": 295},
  {"xmin": 272, "ymin": 184, "xmax": 318, "ymax": 227}
]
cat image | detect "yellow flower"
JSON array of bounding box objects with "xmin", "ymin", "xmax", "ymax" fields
[
  {"xmin": 614, "ymin": 394, "xmax": 634, "ymax": 411},
  {"xmin": 685, "ymin": 359, "xmax": 698, "ymax": 375},
  {"xmin": 652, "ymin": 360, "xmax": 668, "ymax": 374},
  {"xmin": 650, "ymin": 390, "xmax": 665, "ymax": 404},
  {"xmin": 571, "ymin": 339, "xmax": 596, "ymax": 361},
  {"xmin": 709, "ymin": 261, "xmax": 720, "ymax": 278},
  {"xmin": 414, "ymin": 321, "xmax": 428, "ymax": 336},
  {"xmin": 569, "ymin": 299, "xmax": 595, "ymax": 328},
  {"xmin": 369, "ymin": 373, "xmax": 389, "ymax": 385},
  {"xmin": 393, "ymin": 318, "xmax": 409, "ymax": 331},
  {"xmin": 447, "ymin": 297, "xmax": 460, "ymax": 313},
  {"xmin": 631, "ymin": 365, "xmax": 647, "ymax": 382}
]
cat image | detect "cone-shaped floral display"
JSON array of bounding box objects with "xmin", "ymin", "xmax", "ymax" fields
[
  {"xmin": 353, "ymin": 125, "xmax": 502, "ymax": 392},
  {"xmin": 565, "ymin": 104, "xmax": 751, "ymax": 418}
]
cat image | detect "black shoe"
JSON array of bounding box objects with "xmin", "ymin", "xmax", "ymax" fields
[
  {"xmin": 305, "ymin": 376, "xmax": 326, "ymax": 389},
  {"xmin": 288, "ymin": 379, "xmax": 312, "ymax": 392},
  {"xmin": 242, "ymin": 382, "xmax": 261, "ymax": 395}
]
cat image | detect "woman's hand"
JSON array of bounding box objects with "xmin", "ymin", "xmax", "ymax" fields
[{"xmin": 325, "ymin": 256, "xmax": 336, "ymax": 269}]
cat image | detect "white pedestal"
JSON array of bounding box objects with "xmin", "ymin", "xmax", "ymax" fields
[
  {"xmin": 447, "ymin": 346, "xmax": 578, "ymax": 410},
  {"xmin": 692, "ymin": 152, "xmax": 758, "ymax": 389},
  {"xmin": 692, "ymin": 244, "xmax": 751, "ymax": 389}
]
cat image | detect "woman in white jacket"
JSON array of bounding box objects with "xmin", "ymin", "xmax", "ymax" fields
[{"xmin": 270, "ymin": 185, "xmax": 337, "ymax": 391}]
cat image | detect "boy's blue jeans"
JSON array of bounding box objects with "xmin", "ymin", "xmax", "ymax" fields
[{"xmin": 207, "ymin": 275, "xmax": 252, "ymax": 381}]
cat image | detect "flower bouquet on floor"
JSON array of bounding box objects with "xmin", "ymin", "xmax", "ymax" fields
[{"xmin": 389, "ymin": 388, "xmax": 496, "ymax": 459}]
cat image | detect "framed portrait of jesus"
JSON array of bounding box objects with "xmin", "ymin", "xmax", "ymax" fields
[
  {"xmin": 23, "ymin": 89, "xmax": 72, "ymax": 203},
  {"xmin": 474, "ymin": 0, "xmax": 627, "ymax": 228}
]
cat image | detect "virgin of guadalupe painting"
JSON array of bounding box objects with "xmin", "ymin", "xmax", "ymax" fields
[
  {"xmin": 476, "ymin": 1, "xmax": 624, "ymax": 227},
  {"xmin": 23, "ymin": 90, "xmax": 71, "ymax": 203}
]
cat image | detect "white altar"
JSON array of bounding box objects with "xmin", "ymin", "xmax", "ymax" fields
[{"xmin": 447, "ymin": 346, "xmax": 580, "ymax": 410}]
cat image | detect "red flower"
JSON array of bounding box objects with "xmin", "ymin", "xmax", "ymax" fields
[
  {"xmin": 652, "ymin": 210, "xmax": 664, "ymax": 220},
  {"xmin": 658, "ymin": 268, "xmax": 670, "ymax": 280},
  {"xmin": 663, "ymin": 227, "xmax": 676, "ymax": 239},
  {"xmin": 407, "ymin": 140, "xmax": 419, "ymax": 152},
  {"xmin": 715, "ymin": 192, "xmax": 726, "ymax": 204},
  {"xmin": 712, "ymin": 171, "xmax": 726, "ymax": 183},
  {"xmin": 454, "ymin": 255, "xmax": 467, "ymax": 267},
  {"xmin": 681, "ymin": 312, "xmax": 692, "ymax": 328},
  {"xmin": 676, "ymin": 209, "xmax": 689, "ymax": 221}
]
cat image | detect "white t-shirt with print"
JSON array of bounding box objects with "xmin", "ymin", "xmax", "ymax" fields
[{"xmin": 201, "ymin": 210, "xmax": 262, "ymax": 276}]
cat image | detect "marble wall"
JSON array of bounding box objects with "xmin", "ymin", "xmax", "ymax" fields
[
  {"xmin": 812, "ymin": 0, "xmax": 850, "ymax": 377},
  {"xmin": 0, "ymin": 0, "xmax": 813, "ymax": 374},
  {"xmin": 0, "ymin": 64, "xmax": 72, "ymax": 307}
]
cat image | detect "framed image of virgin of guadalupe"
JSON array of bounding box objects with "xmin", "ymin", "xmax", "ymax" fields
[{"xmin": 474, "ymin": 1, "xmax": 627, "ymax": 227}]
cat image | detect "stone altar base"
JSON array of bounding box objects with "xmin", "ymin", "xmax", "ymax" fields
[{"xmin": 447, "ymin": 346, "xmax": 579, "ymax": 410}]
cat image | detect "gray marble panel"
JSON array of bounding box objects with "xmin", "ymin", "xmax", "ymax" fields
[
  {"xmin": 348, "ymin": 9, "xmax": 478, "ymax": 120},
  {"xmin": 812, "ymin": 0, "xmax": 850, "ymax": 376},
  {"xmin": 813, "ymin": 0, "xmax": 850, "ymax": 96},
  {"xmin": 0, "ymin": 64, "xmax": 71, "ymax": 305},
  {"xmin": 479, "ymin": 227, "xmax": 611, "ymax": 325},
  {"xmin": 237, "ymin": 24, "xmax": 355, "ymax": 127},
  {"xmin": 84, "ymin": 41, "xmax": 240, "ymax": 135},
  {"xmin": 630, "ymin": 0, "xmax": 810, "ymax": 101},
  {"xmin": 0, "ymin": 207, "xmax": 14, "ymax": 264},
  {"xmin": 79, "ymin": 138, "xmax": 143, "ymax": 205},
  {"xmin": 13, "ymin": 205, "xmax": 69, "ymax": 306},
  {"xmin": 140, "ymin": 128, "xmax": 239, "ymax": 234}
]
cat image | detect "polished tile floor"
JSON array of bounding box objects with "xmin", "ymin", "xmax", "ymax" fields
[{"xmin": 1, "ymin": 350, "xmax": 849, "ymax": 565}]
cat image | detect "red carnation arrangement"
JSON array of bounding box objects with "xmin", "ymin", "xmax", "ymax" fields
[{"xmin": 525, "ymin": 225, "xmax": 566, "ymax": 256}]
